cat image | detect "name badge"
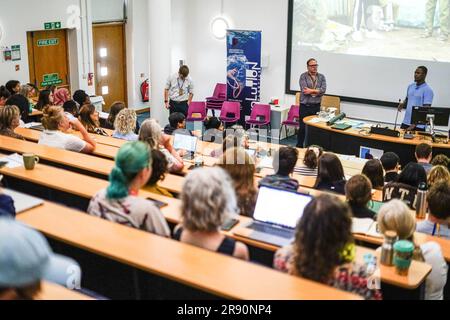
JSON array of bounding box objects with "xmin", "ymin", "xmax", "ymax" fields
[{"xmin": 179, "ymin": 89, "xmax": 184, "ymax": 96}]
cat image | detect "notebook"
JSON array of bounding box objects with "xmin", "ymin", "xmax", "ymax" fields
[
  {"xmin": 331, "ymin": 123, "xmax": 352, "ymax": 131},
  {"xmin": 352, "ymin": 218, "xmax": 383, "ymax": 238},
  {"xmin": 233, "ymin": 186, "xmax": 312, "ymax": 247},
  {"xmin": 3, "ymin": 189, "xmax": 44, "ymax": 214},
  {"xmin": 173, "ymin": 134, "xmax": 198, "ymax": 160}
]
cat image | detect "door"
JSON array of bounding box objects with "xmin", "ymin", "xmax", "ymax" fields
[
  {"xmin": 27, "ymin": 29, "xmax": 70, "ymax": 90},
  {"xmin": 93, "ymin": 23, "xmax": 127, "ymax": 110}
]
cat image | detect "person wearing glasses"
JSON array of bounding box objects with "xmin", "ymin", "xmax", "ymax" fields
[{"xmin": 297, "ymin": 58, "xmax": 327, "ymax": 148}]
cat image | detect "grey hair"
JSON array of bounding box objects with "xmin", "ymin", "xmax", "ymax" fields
[
  {"xmin": 114, "ymin": 109, "xmax": 137, "ymax": 134},
  {"xmin": 19, "ymin": 85, "xmax": 32, "ymax": 98},
  {"xmin": 181, "ymin": 167, "xmax": 238, "ymax": 232},
  {"xmin": 139, "ymin": 119, "xmax": 162, "ymax": 150},
  {"xmin": 377, "ymin": 199, "xmax": 416, "ymax": 239}
]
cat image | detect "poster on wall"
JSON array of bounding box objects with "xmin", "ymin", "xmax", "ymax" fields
[{"xmin": 226, "ymin": 30, "xmax": 261, "ymax": 124}]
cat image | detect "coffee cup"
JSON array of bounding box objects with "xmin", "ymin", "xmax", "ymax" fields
[
  {"xmin": 393, "ymin": 240, "xmax": 414, "ymax": 276},
  {"xmin": 23, "ymin": 153, "xmax": 40, "ymax": 170}
]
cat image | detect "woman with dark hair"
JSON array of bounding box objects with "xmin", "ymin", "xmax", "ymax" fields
[
  {"xmin": 105, "ymin": 101, "xmax": 126, "ymax": 130},
  {"xmin": 62, "ymin": 100, "xmax": 79, "ymax": 119},
  {"xmin": 34, "ymin": 90, "xmax": 54, "ymax": 111},
  {"xmin": 397, "ymin": 162, "xmax": 427, "ymax": 188},
  {"xmin": 346, "ymin": 175, "xmax": 376, "ymax": 219},
  {"xmin": 79, "ymin": 104, "xmax": 108, "ymax": 136},
  {"xmin": 73, "ymin": 90, "xmax": 91, "ymax": 108},
  {"xmin": 0, "ymin": 86, "xmax": 11, "ymax": 107},
  {"xmin": 144, "ymin": 149, "xmax": 174, "ymax": 198},
  {"xmin": 274, "ymin": 194, "xmax": 382, "ymax": 300},
  {"xmin": 5, "ymin": 80, "xmax": 21, "ymax": 96},
  {"xmin": 314, "ymin": 153, "xmax": 347, "ymax": 195},
  {"xmin": 5, "ymin": 94, "xmax": 30, "ymax": 123},
  {"xmin": 295, "ymin": 145, "xmax": 323, "ymax": 177},
  {"xmin": 362, "ymin": 159, "xmax": 385, "ymax": 190}
]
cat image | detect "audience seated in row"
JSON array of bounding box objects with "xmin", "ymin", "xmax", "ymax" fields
[
  {"xmin": 72, "ymin": 90, "xmax": 91, "ymax": 109},
  {"xmin": 202, "ymin": 117, "xmax": 224, "ymax": 143},
  {"xmin": 88, "ymin": 141, "xmax": 170, "ymax": 237},
  {"xmin": 378, "ymin": 200, "xmax": 447, "ymax": 300},
  {"xmin": 417, "ymin": 181, "xmax": 450, "ymax": 239},
  {"xmin": 104, "ymin": 101, "xmax": 140, "ymax": 134},
  {"xmin": 428, "ymin": 165, "xmax": 450, "ymax": 188},
  {"xmin": 362, "ymin": 159, "xmax": 385, "ymax": 190},
  {"xmin": 175, "ymin": 167, "xmax": 249, "ymax": 260},
  {"xmin": 274, "ymin": 194, "xmax": 382, "ymax": 300},
  {"xmin": 38, "ymin": 106, "xmax": 96, "ymax": 154},
  {"xmin": 314, "ymin": 153, "xmax": 347, "ymax": 195},
  {"xmin": 210, "ymin": 126, "xmax": 249, "ymax": 158},
  {"xmin": 295, "ymin": 145, "xmax": 323, "ymax": 177},
  {"xmin": 217, "ymin": 148, "xmax": 258, "ymax": 218},
  {"xmin": 138, "ymin": 119, "xmax": 185, "ymax": 173},
  {"xmin": 0, "ymin": 86, "xmax": 11, "ymax": 107},
  {"xmin": 164, "ymin": 112, "xmax": 189, "ymax": 136},
  {"xmin": 416, "ymin": 143, "xmax": 433, "ymax": 174},
  {"xmin": 112, "ymin": 109, "xmax": 138, "ymax": 141},
  {"xmin": 0, "ymin": 105, "xmax": 25, "ymax": 140},
  {"xmin": 380, "ymin": 152, "xmax": 400, "ymax": 183},
  {"xmin": 259, "ymin": 147, "xmax": 299, "ymax": 192},
  {"xmin": 431, "ymin": 154, "xmax": 450, "ymax": 171},
  {"xmin": 35, "ymin": 89, "xmax": 53, "ymax": 111},
  {"xmin": 0, "ymin": 219, "xmax": 81, "ymax": 300},
  {"xmin": 143, "ymin": 149, "xmax": 174, "ymax": 198},
  {"xmin": 345, "ymin": 175, "xmax": 376, "ymax": 220},
  {"xmin": 79, "ymin": 104, "xmax": 108, "ymax": 136}
]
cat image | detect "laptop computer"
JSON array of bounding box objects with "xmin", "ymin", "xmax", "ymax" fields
[
  {"xmin": 3, "ymin": 189, "xmax": 44, "ymax": 214},
  {"xmin": 233, "ymin": 186, "xmax": 313, "ymax": 247},
  {"xmin": 173, "ymin": 133, "xmax": 198, "ymax": 160}
]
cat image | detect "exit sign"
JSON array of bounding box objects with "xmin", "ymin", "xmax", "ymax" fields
[
  {"xmin": 44, "ymin": 22, "xmax": 62, "ymax": 30},
  {"xmin": 37, "ymin": 38, "xmax": 59, "ymax": 47}
]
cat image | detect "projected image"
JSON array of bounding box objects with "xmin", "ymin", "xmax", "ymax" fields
[{"xmin": 292, "ymin": 0, "xmax": 450, "ymax": 62}]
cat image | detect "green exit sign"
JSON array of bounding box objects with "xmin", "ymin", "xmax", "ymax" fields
[
  {"xmin": 37, "ymin": 38, "xmax": 59, "ymax": 47},
  {"xmin": 41, "ymin": 73, "xmax": 63, "ymax": 87},
  {"xmin": 44, "ymin": 22, "xmax": 62, "ymax": 30}
]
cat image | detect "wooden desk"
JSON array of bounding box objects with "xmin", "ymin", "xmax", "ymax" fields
[
  {"xmin": 36, "ymin": 282, "xmax": 93, "ymax": 300},
  {"xmin": 304, "ymin": 115, "xmax": 450, "ymax": 166},
  {"xmin": 16, "ymin": 128, "xmax": 119, "ymax": 160},
  {"xmin": 18, "ymin": 203, "xmax": 360, "ymax": 300}
]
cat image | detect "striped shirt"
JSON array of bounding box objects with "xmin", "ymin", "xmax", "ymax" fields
[{"xmin": 294, "ymin": 166, "xmax": 318, "ymax": 177}]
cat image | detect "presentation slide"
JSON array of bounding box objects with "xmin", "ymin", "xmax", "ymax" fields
[{"xmin": 288, "ymin": 0, "xmax": 450, "ymax": 105}]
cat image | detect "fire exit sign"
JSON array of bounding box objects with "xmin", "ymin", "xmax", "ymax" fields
[{"xmin": 44, "ymin": 22, "xmax": 62, "ymax": 30}]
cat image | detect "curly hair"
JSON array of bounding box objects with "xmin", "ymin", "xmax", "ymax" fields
[
  {"xmin": 431, "ymin": 154, "xmax": 450, "ymax": 169},
  {"xmin": 107, "ymin": 101, "xmax": 126, "ymax": 128},
  {"xmin": 292, "ymin": 194, "xmax": 353, "ymax": 284},
  {"xmin": 114, "ymin": 109, "xmax": 137, "ymax": 135},
  {"xmin": 428, "ymin": 165, "xmax": 450, "ymax": 187},
  {"xmin": 303, "ymin": 145, "xmax": 323, "ymax": 169},
  {"xmin": 148, "ymin": 149, "xmax": 168, "ymax": 186},
  {"xmin": 181, "ymin": 167, "xmax": 238, "ymax": 232}
]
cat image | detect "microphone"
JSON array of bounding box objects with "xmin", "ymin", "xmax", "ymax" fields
[
  {"xmin": 327, "ymin": 113, "xmax": 346, "ymax": 126},
  {"xmin": 394, "ymin": 99, "xmax": 401, "ymax": 132}
]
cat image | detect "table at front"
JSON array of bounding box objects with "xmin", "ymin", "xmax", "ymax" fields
[{"xmin": 304, "ymin": 116, "xmax": 450, "ymax": 166}]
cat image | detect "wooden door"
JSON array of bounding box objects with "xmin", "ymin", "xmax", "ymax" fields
[
  {"xmin": 93, "ymin": 23, "xmax": 127, "ymax": 110},
  {"xmin": 27, "ymin": 29, "xmax": 70, "ymax": 90}
]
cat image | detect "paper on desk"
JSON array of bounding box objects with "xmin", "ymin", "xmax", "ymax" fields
[
  {"xmin": 257, "ymin": 157, "xmax": 274, "ymax": 169},
  {"xmin": 307, "ymin": 117, "xmax": 326, "ymax": 124},
  {"xmin": 0, "ymin": 153, "xmax": 24, "ymax": 168},
  {"xmin": 21, "ymin": 122, "xmax": 42, "ymax": 129}
]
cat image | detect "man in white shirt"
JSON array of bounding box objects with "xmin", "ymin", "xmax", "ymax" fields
[{"xmin": 164, "ymin": 65, "xmax": 194, "ymax": 117}]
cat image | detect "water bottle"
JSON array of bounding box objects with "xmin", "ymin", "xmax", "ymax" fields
[
  {"xmin": 380, "ymin": 230, "xmax": 397, "ymax": 266},
  {"xmin": 416, "ymin": 182, "xmax": 428, "ymax": 220}
]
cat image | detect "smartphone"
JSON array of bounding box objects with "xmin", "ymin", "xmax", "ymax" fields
[
  {"xmin": 147, "ymin": 198, "xmax": 168, "ymax": 209},
  {"xmin": 221, "ymin": 218, "xmax": 239, "ymax": 231}
]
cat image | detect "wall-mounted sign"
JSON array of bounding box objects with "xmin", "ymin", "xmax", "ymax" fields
[
  {"xmin": 44, "ymin": 22, "xmax": 62, "ymax": 30},
  {"xmin": 37, "ymin": 39, "xmax": 59, "ymax": 47},
  {"xmin": 11, "ymin": 45, "xmax": 21, "ymax": 61},
  {"xmin": 41, "ymin": 73, "xmax": 63, "ymax": 87}
]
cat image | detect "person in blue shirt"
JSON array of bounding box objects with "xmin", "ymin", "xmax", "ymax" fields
[{"xmin": 398, "ymin": 66, "xmax": 434, "ymax": 131}]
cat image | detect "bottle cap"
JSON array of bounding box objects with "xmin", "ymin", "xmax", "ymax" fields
[
  {"xmin": 394, "ymin": 240, "xmax": 414, "ymax": 253},
  {"xmin": 385, "ymin": 230, "xmax": 398, "ymax": 239}
]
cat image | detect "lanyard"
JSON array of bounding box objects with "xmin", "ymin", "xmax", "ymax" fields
[
  {"xmin": 308, "ymin": 74, "xmax": 318, "ymax": 89},
  {"xmin": 177, "ymin": 77, "xmax": 186, "ymax": 90}
]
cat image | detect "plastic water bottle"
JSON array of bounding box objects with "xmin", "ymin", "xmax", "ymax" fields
[{"xmin": 416, "ymin": 182, "xmax": 428, "ymax": 220}]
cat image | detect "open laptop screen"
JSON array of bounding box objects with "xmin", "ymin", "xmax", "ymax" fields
[
  {"xmin": 253, "ymin": 186, "xmax": 312, "ymax": 229},
  {"xmin": 173, "ymin": 134, "xmax": 198, "ymax": 153}
]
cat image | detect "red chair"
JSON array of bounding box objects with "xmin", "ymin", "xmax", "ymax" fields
[
  {"xmin": 245, "ymin": 103, "xmax": 271, "ymax": 134},
  {"xmin": 186, "ymin": 101, "xmax": 207, "ymax": 122},
  {"xmin": 206, "ymin": 83, "xmax": 227, "ymax": 116},
  {"xmin": 279, "ymin": 105, "xmax": 300, "ymax": 140},
  {"xmin": 219, "ymin": 101, "xmax": 241, "ymax": 126}
]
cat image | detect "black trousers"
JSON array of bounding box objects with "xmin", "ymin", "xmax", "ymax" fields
[
  {"xmin": 169, "ymin": 100, "xmax": 189, "ymax": 117},
  {"xmin": 297, "ymin": 103, "xmax": 321, "ymax": 148}
]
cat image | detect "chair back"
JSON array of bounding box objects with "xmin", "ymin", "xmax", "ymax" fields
[
  {"xmin": 321, "ymin": 95, "xmax": 341, "ymax": 114},
  {"xmin": 187, "ymin": 102, "xmax": 207, "ymax": 120},
  {"xmin": 221, "ymin": 101, "xmax": 240, "ymax": 118},
  {"xmin": 214, "ymin": 83, "xmax": 227, "ymax": 99},
  {"xmin": 249, "ymin": 103, "xmax": 271, "ymax": 122},
  {"xmin": 287, "ymin": 105, "xmax": 300, "ymax": 122}
]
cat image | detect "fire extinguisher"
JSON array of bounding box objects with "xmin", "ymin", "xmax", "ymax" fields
[{"xmin": 141, "ymin": 79, "xmax": 149, "ymax": 102}]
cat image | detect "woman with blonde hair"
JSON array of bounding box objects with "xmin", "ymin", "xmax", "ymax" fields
[
  {"xmin": 175, "ymin": 167, "xmax": 249, "ymax": 260},
  {"xmin": 79, "ymin": 104, "xmax": 108, "ymax": 136},
  {"xmin": 0, "ymin": 105, "xmax": 25, "ymax": 140},
  {"xmin": 427, "ymin": 165, "xmax": 450, "ymax": 187},
  {"xmin": 112, "ymin": 109, "xmax": 138, "ymax": 141},
  {"xmin": 217, "ymin": 147, "xmax": 258, "ymax": 217},
  {"xmin": 378, "ymin": 200, "xmax": 448, "ymax": 300},
  {"xmin": 139, "ymin": 119, "xmax": 184, "ymax": 173},
  {"xmin": 38, "ymin": 105, "xmax": 96, "ymax": 153}
]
